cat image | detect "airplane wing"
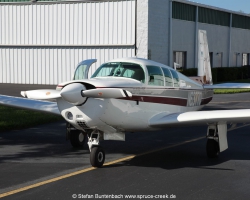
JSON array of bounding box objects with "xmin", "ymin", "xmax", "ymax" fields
[
  {"xmin": 204, "ymin": 83, "xmax": 250, "ymax": 89},
  {"xmin": 149, "ymin": 109, "xmax": 250, "ymax": 128},
  {"xmin": 0, "ymin": 95, "xmax": 60, "ymax": 115}
]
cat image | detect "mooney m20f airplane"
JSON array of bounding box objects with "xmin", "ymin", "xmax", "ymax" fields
[{"xmin": 1, "ymin": 31, "xmax": 250, "ymax": 167}]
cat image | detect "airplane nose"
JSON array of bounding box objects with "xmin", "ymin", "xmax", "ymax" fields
[{"xmin": 60, "ymin": 83, "xmax": 87, "ymax": 106}]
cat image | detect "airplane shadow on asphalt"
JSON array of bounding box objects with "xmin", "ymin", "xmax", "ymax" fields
[
  {"xmin": 103, "ymin": 125, "xmax": 250, "ymax": 170},
  {"xmin": 0, "ymin": 120, "xmax": 250, "ymax": 170},
  {"xmin": 0, "ymin": 121, "xmax": 90, "ymax": 163}
]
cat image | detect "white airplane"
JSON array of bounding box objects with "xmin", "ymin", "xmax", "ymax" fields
[{"xmin": 1, "ymin": 30, "xmax": 250, "ymax": 168}]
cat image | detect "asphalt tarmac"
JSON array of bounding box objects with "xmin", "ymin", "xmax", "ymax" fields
[{"xmin": 1, "ymin": 84, "xmax": 250, "ymax": 200}]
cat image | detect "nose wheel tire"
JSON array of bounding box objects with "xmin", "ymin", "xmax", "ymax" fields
[
  {"xmin": 90, "ymin": 146, "xmax": 105, "ymax": 167},
  {"xmin": 206, "ymin": 139, "xmax": 219, "ymax": 158}
]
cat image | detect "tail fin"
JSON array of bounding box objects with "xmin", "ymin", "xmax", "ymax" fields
[{"xmin": 198, "ymin": 30, "xmax": 213, "ymax": 85}]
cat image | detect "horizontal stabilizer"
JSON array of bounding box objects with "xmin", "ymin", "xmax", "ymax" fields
[
  {"xmin": 81, "ymin": 88, "xmax": 132, "ymax": 99},
  {"xmin": 149, "ymin": 109, "xmax": 250, "ymax": 128},
  {"xmin": 21, "ymin": 89, "xmax": 61, "ymax": 100},
  {"xmin": 0, "ymin": 95, "xmax": 60, "ymax": 115},
  {"xmin": 204, "ymin": 83, "xmax": 250, "ymax": 89}
]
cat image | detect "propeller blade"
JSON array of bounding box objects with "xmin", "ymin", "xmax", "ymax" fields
[
  {"xmin": 81, "ymin": 88, "xmax": 132, "ymax": 99},
  {"xmin": 60, "ymin": 83, "xmax": 87, "ymax": 105},
  {"xmin": 21, "ymin": 89, "xmax": 61, "ymax": 100}
]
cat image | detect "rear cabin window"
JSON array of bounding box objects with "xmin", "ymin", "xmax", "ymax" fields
[
  {"xmin": 161, "ymin": 68, "xmax": 173, "ymax": 87},
  {"xmin": 91, "ymin": 62, "xmax": 145, "ymax": 83},
  {"xmin": 170, "ymin": 69, "xmax": 180, "ymax": 87},
  {"xmin": 146, "ymin": 66, "xmax": 164, "ymax": 86}
]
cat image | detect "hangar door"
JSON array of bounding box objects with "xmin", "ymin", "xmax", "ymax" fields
[{"xmin": 0, "ymin": 0, "xmax": 136, "ymax": 84}]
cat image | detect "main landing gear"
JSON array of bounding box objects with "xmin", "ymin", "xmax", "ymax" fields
[
  {"xmin": 206, "ymin": 124, "xmax": 228, "ymax": 158},
  {"xmin": 88, "ymin": 130, "xmax": 105, "ymax": 167},
  {"xmin": 206, "ymin": 139, "xmax": 219, "ymax": 158},
  {"xmin": 66, "ymin": 122, "xmax": 86, "ymax": 148}
]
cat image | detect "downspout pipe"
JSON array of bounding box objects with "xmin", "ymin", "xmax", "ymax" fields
[
  {"xmin": 228, "ymin": 13, "xmax": 232, "ymax": 67},
  {"xmin": 169, "ymin": 0, "xmax": 172, "ymax": 67},
  {"xmin": 194, "ymin": 6, "xmax": 199, "ymax": 68}
]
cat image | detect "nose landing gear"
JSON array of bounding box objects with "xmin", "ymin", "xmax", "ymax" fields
[
  {"xmin": 66, "ymin": 123, "xmax": 106, "ymax": 167},
  {"xmin": 88, "ymin": 130, "xmax": 105, "ymax": 167},
  {"xmin": 90, "ymin": 146, "xmax": 105, "ymax": 167}
]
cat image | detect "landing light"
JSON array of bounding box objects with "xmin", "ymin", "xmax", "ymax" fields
[{"xmin": 66, "ymin": 112, "xmax": 73, "ymax": 120}]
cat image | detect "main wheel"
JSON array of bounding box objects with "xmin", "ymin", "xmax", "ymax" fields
[
  {"xmin": 90, "ymin": 146, "xmax": 105, "ymax": 168},
  {"xmin": 206, "ymin": 139, "xmax": 219, "ymax": 158},
  {"xmin": 70, "ymin": 130, "xmax": 86, "ymax": 148}
]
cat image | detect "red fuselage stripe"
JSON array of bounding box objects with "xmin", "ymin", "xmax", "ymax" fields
[{"xmin": 201, "ymin": 97, "xmax": 213, "ymax": 105}]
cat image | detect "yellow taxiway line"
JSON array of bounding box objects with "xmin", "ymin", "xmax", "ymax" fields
[{"xmin": 0, "ymin": 136, "xmax": 205, "ymax": 198}]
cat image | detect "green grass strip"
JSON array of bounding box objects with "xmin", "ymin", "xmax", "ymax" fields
[
  {"xmin": 214, "ymin": 89, "xmax": 250, "ymax": 94},
  {"xmin": 214, "ymin": 79, "xmax": 250, "ymax": 94},
  {"xmin": 0, "ymin": 105, "xmax": 63, "ymax": 132}
]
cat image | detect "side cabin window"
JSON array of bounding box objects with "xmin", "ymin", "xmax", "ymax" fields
[
  {"xmin": 146, "ymin": 66, "xmax": 164, "ymax": 86},
  {"xmin": 161, "ymin": 68, "xmax": 173, "ymax": 87},
  {"xmin": 170, "ymin": 69, "xmax": 180, "ymax": 87},
  {"xmin": 91, "ymin": 62, "xmax": 145, "ymax": 83}
]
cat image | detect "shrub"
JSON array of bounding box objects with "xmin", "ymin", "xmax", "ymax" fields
[{"xmin": 181, "ymin": 66, "xmax": 249, "ymax": 83}]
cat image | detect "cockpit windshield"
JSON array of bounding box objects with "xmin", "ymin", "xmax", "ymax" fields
[{"xmin": 91, "ymin": 62, "xmax": 145, "ymax": 83}]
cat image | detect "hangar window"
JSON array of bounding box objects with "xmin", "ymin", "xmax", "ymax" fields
[
  {"xmin": 146, "ymin": 66, "xmax": 164, "ymax": 86},
  {"xmin": 173, "ymin": 51, "xmax": 186, "ymax": 69},
  {"xmin": 233, "ymin": 14, "xmax": 250, "ymax": 30},
  {"xmin": 172, "ymin": 2, "xmax": 196, "ymax": 22},
  {"xmin": 91, "ymin": 62, "xmax": 145, "ymax": 83},
  {"xmin": 198, "ymin": 7, "xmax": 230, "ymax": 27},
  {"xmin": 243, "ymin": 53, "xmax": 249, "ymax": 66},
  {"xmin": 216, "ymin": 52, "xmax": 223, "ymax": 67}
]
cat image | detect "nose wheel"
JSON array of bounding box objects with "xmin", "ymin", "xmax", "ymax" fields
[
  {"xmin": 90, "ymin": 146, "xmax": 105, "ymax": 167},
  {"xmin": 88, "ymin": 130, "xmax": 105, "ymax": 167}
]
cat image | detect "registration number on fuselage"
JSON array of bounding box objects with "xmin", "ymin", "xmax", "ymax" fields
[{"xmin": 187, "ymin": 91, "xmax": 202, "ymax": 107}]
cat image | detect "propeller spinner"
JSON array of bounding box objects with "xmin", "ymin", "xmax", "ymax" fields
[{"xmin": 60, "ymin": 83, "xmax": 87, "ymax": 106}]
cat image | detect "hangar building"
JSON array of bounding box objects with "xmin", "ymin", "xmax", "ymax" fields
[{"xmin": 1, "ymin": 0, "xmax": 250, "ymax": 84}]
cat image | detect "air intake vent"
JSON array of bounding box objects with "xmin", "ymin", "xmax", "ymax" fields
[{"xmin": 77, "ymin": 121, "xmax": 89, "ymax": 129}]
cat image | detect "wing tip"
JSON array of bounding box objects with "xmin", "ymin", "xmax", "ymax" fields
[{"xmin": 21, "ymin": 91, "xmax": 27, "ymax": 98}]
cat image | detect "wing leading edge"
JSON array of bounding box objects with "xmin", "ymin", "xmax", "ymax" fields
[
  {"xmin": 0, "ymin": 95, "xmax": 60, "ymax": 115},
  {"xmin": 149, "ymin": 109, "xmax": 250, "ymax": 128}
]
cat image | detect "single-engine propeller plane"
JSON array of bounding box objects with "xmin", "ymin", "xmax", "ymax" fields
[{"xmin": 1, "ymin": 30, "xmax": 250, "ymax": 167}]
